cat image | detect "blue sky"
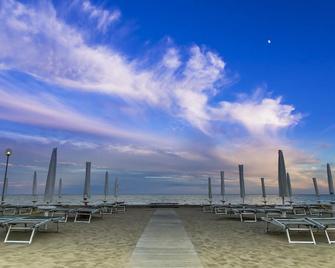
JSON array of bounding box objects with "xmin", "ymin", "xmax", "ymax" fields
[{"xmin": 0, "ymin": 0, "xmax": 334, "ymax": 195}]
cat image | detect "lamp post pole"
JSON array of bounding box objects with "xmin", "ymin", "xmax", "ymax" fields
[{"xmin": 1, "ymin": 149, "xmax": 12, "ymax": 204}]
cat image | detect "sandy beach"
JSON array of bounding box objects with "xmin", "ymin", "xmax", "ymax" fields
[
  {"xmin": 0, "ymin": 208, "xmax": 153, "ymax": 268},
  {"xmin": 0, "ymin": 207, "xmax": 334, "ymax": 267},
  {"xmin": 178, "ymin": 207, "xmax": 335, "ymax": 268}
]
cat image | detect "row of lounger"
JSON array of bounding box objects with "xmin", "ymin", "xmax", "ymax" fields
[
  {"xmin": 0, "ymin": 215, "xmax": 64, "ymax": 244},
  {"xmin": 202, "ymin": 203, "xmax": 335, "ymax": 244},
  {"xmin": 263, "ymin": 217, "xmax": 335, "ymax": 244},
  {"xmin": 203, "ymin": 203, "xmax": 332, "ymax": 222},
  {"xmin": 0, "ymin": 202, "xmax": 127, "ymax": 244}
]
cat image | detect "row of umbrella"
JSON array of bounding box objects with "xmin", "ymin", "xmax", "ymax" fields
[
  {"xmin": 208, "ymin": 150, "xmax": 335, "ymax": 205},
  {"xmin": 3, "ymin": 148, "xmax": 120, "ymax": 204}
]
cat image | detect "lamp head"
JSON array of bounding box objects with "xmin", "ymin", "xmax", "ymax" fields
[{"xmin": 4, "ymin": 148, "xmax": 12, "ymax": 157}]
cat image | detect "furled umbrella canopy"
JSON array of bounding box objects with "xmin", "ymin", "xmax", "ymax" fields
[
  {"xmin": 58, "ymin": 178, "xmax": 62, "ymax": 203},
  {"xmin": 104, "ymin": 171, "xmax": 109, "ymax": 202},
  {"xmin": 260, "ymin": 177, "xmax": 266, "ymax": 204},
  {"xmin": 239, "ymin": 165, "xmax": 245, "ymax": 204},
  {"xmin": 220, "ymin": 171, "xmax": 225, "ymax": 203},
  {"xmin": 208, "ymin": 177, "xmax": 212, "ymax": 204},
  {"xmin": 114, "ymin": 177, "xmax": 119, "ymax": 202},
  {"xmin": 327, "ymin": 163, "xmax": 334, "ymax": 200},
  {"xmin": 32, "ymin": 171, "xmax": 37, "ymax": 204},
  {"xmin": 312, "ymin": 177, "xmax": 320, "ymax": 203},
  {"xmin": 83, "ymin": 162, "xmax": 91, "ymax": 202},
  {"xmin": 286, "ymin": 172, "xmax": 293, "ymax": 204},
  {"xmin": 278, "ymin": 150, "xmax": 288, "ymax": 204},
  {"xmin": 44, "ymin": 148, "xmax": 57, "ymax": 204}
]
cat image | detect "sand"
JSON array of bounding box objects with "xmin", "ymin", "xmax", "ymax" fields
[
  {"xmin": 0, "ymin": 207, "xmax": 334, "ymax": 267},
  {"xmin": 177, "ymin": 207, "xmax": 335, "ymax": 268},
  {"xmin": 0, "ymin": 208, "xmax": 153, "ymax": 268}
]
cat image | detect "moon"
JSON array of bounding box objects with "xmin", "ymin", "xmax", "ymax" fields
[{"xmin": 267, "ymin": 39, "xmax": 271, "ymax": 44}]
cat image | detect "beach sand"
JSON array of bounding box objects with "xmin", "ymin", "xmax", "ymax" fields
[
  {"xmin": 0, "ymin": 207, "xmax": 334, "ymax": 267},
  {"xmin": 177, "ymin": 207, "xmax": 335, "ymax": 268},
  {"xmin": 0, "ymin": 208, "xmax": 153, "ymax": 268}
]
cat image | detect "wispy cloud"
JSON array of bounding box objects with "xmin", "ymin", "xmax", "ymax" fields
[
  {"xmin": 81, "ymin": 0, "xmax": 121, "ymax": 32},
  {"xmin": 0, "ymin": 0, "xmax": 320, "ymax": 194},
  {"xmin": 0, "ymin": 0, "xmax": 300, "ymax": 136}
]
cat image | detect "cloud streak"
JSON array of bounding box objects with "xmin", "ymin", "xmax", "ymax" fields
[
  {"xmin": 0, "ymin": 0, "xmax": 320, "ymax": 194},
  {"xmin": 0, "ymin": 0, "xmax": 300, "ymax": 135}
]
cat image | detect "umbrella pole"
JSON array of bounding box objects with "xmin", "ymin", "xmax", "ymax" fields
[{"xmin": 263, "ymin": 197, "xmax": 267, "ymax": 205}]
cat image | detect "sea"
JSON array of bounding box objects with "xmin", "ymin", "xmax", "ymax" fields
[{"xmin": 2, "ymin": 194, "xmax": 333, "ymax": 206}]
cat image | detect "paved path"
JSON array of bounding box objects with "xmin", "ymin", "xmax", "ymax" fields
[{"xmin": 128, "ymin": 209, "xmax": 203, "ymax": 268}]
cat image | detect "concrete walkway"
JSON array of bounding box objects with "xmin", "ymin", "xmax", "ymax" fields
[{"xmin": 128, "ymin": 209, "xmax": 203, "ymax": 268}]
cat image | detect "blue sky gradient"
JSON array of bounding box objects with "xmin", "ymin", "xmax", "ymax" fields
[{"xmin": 0, "ymin": 0, "xmax": 334, "ymax": 195}]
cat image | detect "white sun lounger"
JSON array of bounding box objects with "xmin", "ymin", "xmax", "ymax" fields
[
  {"xmin": 38, "ymin": 206, "xmax": 75, "ymax": 223},
  {"xmin": 262, "ymin": 217, "xmax": 317, "ymax": 244},
  {"xmin": 232, "ymin": 208, "xmax": 257, "ymax": 222},
  {"xmin": 306, "ymin": 217, "xmax": 335, "ymax": 244},
  {"xmin": 0, "ymin": 207, "xmax": 17, "ymax": 215},
  {"xmin": 3, "ymin": 216, "xmax": 64, "ymax": 244},
  {"xmin": 99, "ymin": 202, "xmax": 126, "ymax": 214},
  {"xmin": 74, "ymin": 207, "xmax": 101, "ymax": 223}
]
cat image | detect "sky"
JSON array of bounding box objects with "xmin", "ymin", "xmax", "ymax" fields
[{"xmin": 0, "ymin": 0, "xmax": 334, "ymax": 195}]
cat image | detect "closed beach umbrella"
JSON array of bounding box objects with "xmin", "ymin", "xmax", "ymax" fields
[
  {"xmin": 278, "ymin": 150, "xmax": 288, "ymax": 205},
  {"xmin": 238, "ymin": 165, "xmax": 245, "ymax": 204},
  {"xmin": 220, "ymin": 171, "xmax": 225, "ymax": 203},
  {"xmin": 208, "ymin": 177, "xmax": 212, "ymax": 204},
  {"xmin": 312, "ymin": 177, "xmax": 320, "ymax": 203},
  {"xmin": 44, "ymin": 148, "xmax": 57, "ymax": 204},
  {"xmin": 286, "ymin": 172, "xmax": 293, "ymax": 203},
  {"xmin": 32, "ymin": 171, "xmax": 37, "ymax": 203},
  {"xmin": 260, "ymin": 177, "xmax": 266, "ymax": 204},
  {"xmin": 327, "ymin": 163, "xmax": 334, "ymax": 200},
  {"xmin": 58, "ymin": 178, "xmax": 62, "ymax": 202},
  {"xmin": 83, "ymin": 162, "xmax": 91, "ymax": 202},
  {"xmin": 104, "ymin": 171, "xmax": 109, "ymax": 202},
  {"xmin": 114, "ymin": 177, "xmax": 119, "ymax": 202}
]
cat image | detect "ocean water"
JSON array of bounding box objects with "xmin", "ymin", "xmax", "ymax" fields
[{"xmin": 2, "ymin": 194, "xmax": 333, "ymax": 206}]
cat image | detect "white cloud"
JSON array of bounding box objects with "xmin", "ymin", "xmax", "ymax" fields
[
  {"xmin": 0, "ymin": 0, "xmax": 228, "ymax": 133},
  {"xmin": 162, "ymin": 48, "xmax": 181, "ymax": 69},
  {"xmin": 211, "ymin": 97, "xmax": 302, "ymax": 135},
  {"xmin": 107, "ymin": 144, "xmax": 156, "ymax": 156},
  {"xmin": 0, "ymin": 88, "xmax": 172, "ymax": 146},
  {"xmin": 0, "ymin": 1, "xmax": 317, "ymax": 194},
  {"xmin": 81, "ymin": 0, "xmax": 120, "ymax": 32}
]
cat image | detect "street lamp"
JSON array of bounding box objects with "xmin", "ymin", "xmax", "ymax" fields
[{"xmin": 1, "ymin": 148, "xmax": 12, "ymax": 204}]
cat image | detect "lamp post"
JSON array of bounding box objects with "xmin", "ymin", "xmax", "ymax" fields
[{"xmin": 1, "ymin": 148, "xmax": 12, "ymax": 204}]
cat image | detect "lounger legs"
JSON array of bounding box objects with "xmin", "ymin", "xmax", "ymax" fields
[
  {"xmin": 4, "ymin": 225, "xmax": 36, "ymax": 244},
  {"xmin": 74, "ymin": 212, "xmax": 92, "ymax": 223},
  {"xmin": 293, "ymin": 208, "xmax": 307, "ymax": 216},
  {"xmin": 240, "ymin": 212, "xmax": 257, "ymax": 223},
  {"xmin": 214, "ymin": 207, "xmax": 228, "ymax": 215},
  {"xmin": 286, "ymin": 227, "xmax": 316, "ymax": 244},
  {"xmin": 324, "ymin": 228, "xmax": 335, "ymax": 244}
]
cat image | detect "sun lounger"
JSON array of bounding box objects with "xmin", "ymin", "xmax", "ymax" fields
[
  {"xmin": 214, "ymin": 205, "xmax": 229, "ymax": 215},
  {"xmin": 262, "ymin": 217, "xmax": 317, "ymax": 244},
  {"xmin": 3, "ymin": 216, "xmax": 64, "ymax": 244},
  {"xmin": 0, "ymin": 216, "xmax": 18, "ymax": 226},
  {"xmin": 292, "ymin": 205, "xmax": 307, "ymax": 216},
  {"xmin": 74, "ymin": 207, "xmax": 101, "ymax": 223},
  {"xmin": 232, "ymin": 208, "xmax": 257, "ymax": 222},
  {"xmin": 202, "ymin": 204, "xmax": 214, "ymax": 213},
  {"xmin": 305, "ymin": 217, "xmax": 335, "ymax": 244},
  {"xmin": 0, "ymin": 207, "xmax": 16, "ymax": 215},
  {"xmin": 38, "ymin": 206, "xmax": 75, "ymax": 223}
]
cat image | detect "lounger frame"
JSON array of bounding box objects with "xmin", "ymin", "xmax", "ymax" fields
[
  {"xmin": 74, "ymin": 208, "xmax": 100, "ymax": 223},
  {"xmin": 264, "ymin": 218, "xmax": 316, "ymax": 244},
  {"xmin": 3, "ymin": 217, "xmax": 62, "ymax": 244},
  {"xmin": 306, "ymin": 217, "xmax": 335, "ymax": 244}
]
